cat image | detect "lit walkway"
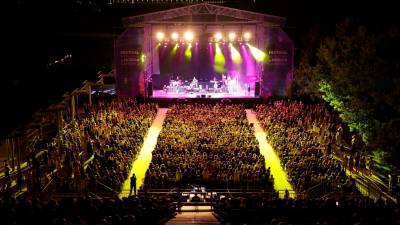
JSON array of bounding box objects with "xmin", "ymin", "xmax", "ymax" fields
[
  {"xmin": 245, "ymin": 109, "xmax": 295, "ymax": 198},
  {"xmin": 119, "ymin": 108, "xmax": 169, "ymax": 198},
  {"xmin": 166, "ymin": 212, "xmax": 221, "ymax": 225}
]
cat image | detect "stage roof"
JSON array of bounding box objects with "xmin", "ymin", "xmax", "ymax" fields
[{"xmin": 122, "ymin": 3, "xmax": 286, "ymax": 27}]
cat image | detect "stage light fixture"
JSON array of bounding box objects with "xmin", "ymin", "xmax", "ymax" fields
[
  {"xmin": 243, "ymin": 32, "xmax": 251, "ymax": 41},
  {"xmin": 214, "ymin": 32, "xmax": 223, "ymax": 41},
  {"xmin": 171, "ymin": 32, "xmax": 179, "ymax": 41},
  {"xmin": 156, "ymin": 32, "xmax": 165, "ymax": 41},
  {"xmin": 184, "ymin": 31, "xmax": 194, "ymax": 42},
  {"xmin": 228, "ymin": 32, "xmax": 236, "ymax": 41}
]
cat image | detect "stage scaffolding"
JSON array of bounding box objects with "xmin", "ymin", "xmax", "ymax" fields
[{"xmin": 115, "ymin": 3, "xmax": 293, "ymax": 98}]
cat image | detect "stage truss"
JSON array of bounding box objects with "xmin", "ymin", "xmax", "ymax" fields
[{"xmin": 115, "ymin": 3, "xmax": 293, "ymax": 98}]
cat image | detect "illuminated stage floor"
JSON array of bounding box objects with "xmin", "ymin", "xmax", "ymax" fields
[
  {"xmin": 119, "ymin": 108, "xmax": 169, "ymax": 198},
  {"xmin": 245, "ymin": 109, "xmax": 295, "ymax": 198},
  {"xmin": 152, "ymin": 89, "xmax": 255, "ymax": 99}
]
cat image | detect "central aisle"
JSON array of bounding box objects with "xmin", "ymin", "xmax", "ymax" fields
[
  {"xmin": 245, "ymin": 109, "xmax": 295, "ymax": 198},
  {"xmin": 166, "ymin": 212, "xmax": 221, "ymax": 225},
  {"xmin": 119, "ymin": 108, "xmax": 169, "ymax": 198}
]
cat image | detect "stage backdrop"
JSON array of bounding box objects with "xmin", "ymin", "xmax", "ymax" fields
[{"xmin": 115, "ymin": 28, "xmax": 145, "ymax": 97}]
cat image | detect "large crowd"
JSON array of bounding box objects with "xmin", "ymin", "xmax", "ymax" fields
[
  {"xmin": 214, "ymin": 194, "xmax": 400, "ymax": 225},
  {"xmin": 1, "ymin": 194, "xmax": 176, "ymax": 225},
  {"xmin": 22, "ymin": 98, "xmax": 157, "ymax": 196},
  {"xmin": 145, "ymin": 104, "xmax": 274, "ymax": 190},
  {"xmin": 255, "ymin": 101, "xmax": 356, "ymax": 194},
  {"xmin": 2, "ymin": 96, "xmax": 399, "ymax": 225}
]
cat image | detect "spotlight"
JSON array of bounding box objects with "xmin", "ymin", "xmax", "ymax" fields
[
  {"xmin": 184, "ymin": 31, "xmax": 194, "ymax": 42},
  {"xmin": 156, "ymin": 32, "xmax": 165, "ymax": 41},
  {"xmin": 243, "ymin": 32, "xmax": 251, "ymax": 41},
  {"xmin": 171, "ymin": 32, "xmax": 179, "ymax": 41},
  {"xmin": 214, "ymin": 32, "xmax": 223, "ymax": 41},
  {"xmin": 228, "ymin": 32, "xmax": 236, "ymax": 41}
]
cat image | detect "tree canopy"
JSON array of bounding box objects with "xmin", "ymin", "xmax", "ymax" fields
[{"xmin": 295, "ymin": 19, "xmax": 400, "ymax": 169}]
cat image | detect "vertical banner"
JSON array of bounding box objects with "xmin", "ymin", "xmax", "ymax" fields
[
  {"xmin": 115, "ymin": 28, "xmax": 145, "ymax": 97},
  {"xmin": 262, "ymin": 28, "xmax": 294, "ymax": 97}
]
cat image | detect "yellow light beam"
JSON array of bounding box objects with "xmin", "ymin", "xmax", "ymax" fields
[
  {"xmin": 119, "ymin": 108, "xmax": 169, "ymax": 198},
  {"xmin": 247, "ymin": 44, "xmax": 269, "ymax": 63},
  {"xmin": 245, "ymin": 109, "xmax": 295, "ymax": 199},
  {"xmin": 214, "ymin": 43, "xmax": 226, "ymax": 73},
  {"xmin": 229, "ymin": 43, "xmax": 242, "ymax": 64},
  {"xmin": 185, "ymin": 44, "xmax": 192, "ymax": 59}
]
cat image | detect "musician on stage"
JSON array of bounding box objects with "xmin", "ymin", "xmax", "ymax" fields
[
  {"xmin": 190, "ymin": 76, "xmax": 198, "ymax": 89},
  {"xmin": 221, "ymin": 73, "xmax": 228, "ymax": 92},
  {"xmin": 211, "ymin": 76, "xmax": 219, "ymax": 92},
  {"xmin": 226, "ymin": 75, "xmax": 232, "ymax": 93}
]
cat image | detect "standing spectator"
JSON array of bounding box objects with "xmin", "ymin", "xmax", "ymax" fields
[
  {"xmin": 130, "ymin": 173, "xmax": 137, "ymax": 196},
  {"xmin": 388, "ymin": 174, "xmax": 393, "ymax": 192},
  {"xmin": 4, "ymin": 161, "xmax": 11, "ymax": 186},
  {"xmin": 17, "ymin": 165, "xmax": 23, "ymax": 192}
]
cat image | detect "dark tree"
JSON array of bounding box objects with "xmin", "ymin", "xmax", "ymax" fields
[{"xmin": 295, "ymin": 18, "xmax": 400, "ymax": 168}]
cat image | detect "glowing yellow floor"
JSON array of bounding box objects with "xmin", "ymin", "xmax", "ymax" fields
[
  {"xmin": 119, "ymin": 108, "xmax": 169, "ymax": 198},
  {"xmin": 245, "ymin": 109, "xmax": 295, "ymax": 198}
]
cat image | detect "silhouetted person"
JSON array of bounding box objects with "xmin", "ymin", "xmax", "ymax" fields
[
  {"xmin": 4, "ymin": 161, "xmax": 11, "ymax": 186},
  {"xmin": 17, "ymin": 165, "xmax": 23, "ymax": 192},
  {"xmin": 191, "ymin": 193, "xmax": 201, "ymax": 202},
  {"xmin": 130, "ymin": 173, "xmax": 137, "ymax": 196},
  {"xmin": 284, "ymin": 189, "xmax": 290, "ymax": 199}
]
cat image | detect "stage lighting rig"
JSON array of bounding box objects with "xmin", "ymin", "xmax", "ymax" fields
[
  {"xmin": 184, "ymin": 31, "xmax": 194, "ymax": 42},
  {"xmin": 171, "ymin": 32, "xmax": 179, "ymax": 41},
  {"xmin": 243, "ymin": 32, "xmax": 251, "ymax": 41}
]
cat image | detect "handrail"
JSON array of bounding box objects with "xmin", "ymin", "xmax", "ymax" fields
[
  {"xmin": 29, "ymin": 135, "xmax": 39, "ymax": 149},
  {"xmin": 41, "ymin": 177, "xmax": 55, "ymax": 193},
  {"xmin": 89, "ymin": 192, "xmax": 103, "ymax": 200},
  {"xmin": 96, "ymin": 180, "xmax": 117, "ymax": 193},
  {"xmin": 305, "ymin": 181, "xmax": 339, "ymax": 199},
  {"xmin": 306, "ymin": 181, "xmax": 325, "ymax": 192}
]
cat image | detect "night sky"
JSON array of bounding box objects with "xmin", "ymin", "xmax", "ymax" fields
[{"xmin": 2, "ymin": 0, "xmax": 398, "ymax": 136}]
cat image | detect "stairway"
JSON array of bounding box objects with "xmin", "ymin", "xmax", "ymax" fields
[{"xmin": 166, "ymin": 211, "xmax": 221, "ymax": 225}]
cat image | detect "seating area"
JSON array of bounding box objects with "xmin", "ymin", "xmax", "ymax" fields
[
  {"xmin": 3, "ymin": 98, "xmax": 158, "ymax": 197},
  {"xmin": 1, "ymin": 98, "xmax": 399, "ymax": 225},
  {"xmin": 214, "ymin": 195, "xmax": 400, "ymax": 225},
  {"xmin": 255, "ymin": 101, "xmax": 357, "ymax": 195},
  {"xmin": 1, "ymin": 194, "xmax": 176, "ymax": 225},
  {"xmin": 144, "ymin": 104, "xmax": 274, "ymax": 191}
]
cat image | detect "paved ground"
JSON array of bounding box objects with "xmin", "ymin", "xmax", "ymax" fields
[{"xmin": 166, "ymin": 212, "xmax": 221, "ymax": 225}]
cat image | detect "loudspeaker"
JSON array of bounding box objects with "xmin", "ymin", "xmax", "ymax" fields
[
  {"xmin": 255, "ymin": 81, "xmax": 260, "ymax": 97},
  {"xmin": 148, "ymin": 81, "xmax": 153, "ymax": 97}
]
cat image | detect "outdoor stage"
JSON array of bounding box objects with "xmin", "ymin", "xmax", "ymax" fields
[
  {"xmin": 152, "ymin": 89, "xmax": 255, "ymax": 98},
  {"xmin": 115, "ymin": 3, "xmax": 293, "ymax": 99}
]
